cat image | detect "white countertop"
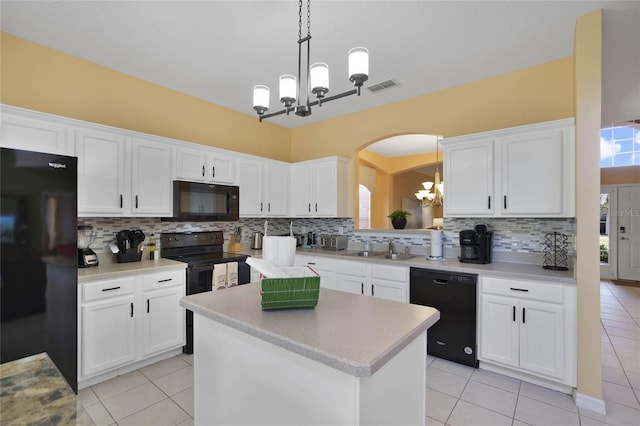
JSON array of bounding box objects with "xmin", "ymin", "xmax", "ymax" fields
[
  {"xmin": 77, "ymin": 258, "xmax": 186, "ymax": 283},
  {"xmin": 232, "ymin": 247, "xmax": 576, "ymax": 284},
  {"xmin": 180, "ymin": 283, "xmax": 440, "ymax": 377}
]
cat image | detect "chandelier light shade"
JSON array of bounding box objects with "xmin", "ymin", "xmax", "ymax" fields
[
  {"xmin": 252, "ymin": 0, "xmax": 369, "ymax": 121},
  {"xmin": 416, "ymin": 137, "xmax": 444, "ymax": 207},
  {"xmin": 252, "ymin": 85, "xmax": 270, "ymax": 115}
]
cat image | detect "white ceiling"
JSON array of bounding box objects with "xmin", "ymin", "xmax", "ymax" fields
[{"xmin": 1, "ymin": 0, "xmax": 636, "ymax": 156}]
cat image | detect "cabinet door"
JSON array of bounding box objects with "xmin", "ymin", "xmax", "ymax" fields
[
  {"xmin": 209, "ymin": 152, "xmax": 236, "ymax": 184},
  {"xmin": 82, "ymin": 296, "xmax": 136, "ymax": 377},
  {"xmin": 370, "ymin": 280, "xmax": 406, "ymax": 302},
  {"xmin": 479, "ymin": 294, "xmax": 519, "ymax": 368},
  {"xmin": 175, "ymin": 146, "xmax": 207, "ymax": 182},
  {"xmin": 443, "ymin": 138, "xmax": 494, "ymax": 216},
  {"xmin": 264, "ymin": 163, "xmax": 289, "ymax": 216},
  {"xmin": 290, "ymin": 165, "xmax": 314, "ymax": 216},
  {"xmin": 519, "ymin": 300, "xmax": 565, "ymax": 380},
  {"xmin": 499, "ymin": 130, "xmax": 564, "ymax": 216},
  {"xmin": 142, "ymin": 286, "xmax": 185, "ymax": 357},
  {"xmin": 0, "ymin": 114, "xmax": 71, "ymax": 155},
  {"xmin": 76, "ymin": 129, "xmax": 128, "ymax": 215},
  {"xmin": 238, "ymin": 159, "xmax": 264, "ymax": 216},
  {"xmin": 314, "ymin": 162, "xmax": 337, "ymax": 216},
  {"xmin": 131, "ymin": 137, "xmax": 172, "ymax": 216},
  {"xmin": 335, "ymin": 274, "xmax": 364, "ymax": 296}
]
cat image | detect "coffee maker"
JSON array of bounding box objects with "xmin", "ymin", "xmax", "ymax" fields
[{"xmin": 459, "ymin": 224, "xmax": 493, "ymax": 264}]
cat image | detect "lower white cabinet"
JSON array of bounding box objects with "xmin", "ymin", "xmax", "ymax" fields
[
  {"xmin": 294, "ymin": 255, "xmax": 336, "ymax": 289},
  {"xmin": 79, "ymin": 268, "xmax": 186, "ymax": 381},
  {"xmin": 479, "ymin": 276, "xmax": 576, "ymax": 387},
  {"xmin": 334, "ymin": 259, "xmax": 408, "ymax": 303}
]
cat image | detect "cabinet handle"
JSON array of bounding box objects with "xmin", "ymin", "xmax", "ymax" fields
[
  {"xmin": 308, "ymin": 203, "xmax": 311, "ymax": 212},
  {"xmin": 315, "ymin": 203, "xmax": 318, "ymax": 212},
  {"xmin": 202, "ymin": 165, "xmax": 205, "ymax": 177},
  {"xmin": 268, "ymin": 202, "xmax": 270, "ymax": 212},
  {"xmin": 522, "ymin": 307, "xmax": 526, "ymax": 324},
  {"xmin": 158, "ymin": 278, "xmax": 173, "ymax": 283},
  {"xmin": 307, "ymin": 262, "xmax": 316, "ymax": 265},
  {"xmin": 504, "ymin": 195, "xmax": 507, "ymax": 209},
  {"xmin": 513, "ymin": 306, "xmax": 516, "ymax": 322},
  {"xmin": 260, "ymin": 202, "xmax": 263, "ymax": 212},
  {"xmin": 101, "ymin": 286, "xmax": 121, "ymax": 292},
  {"xmin": 371, "ymin": 284, "xmax": 375, "ymax": 297},
  {"xmin": 130, "ymin": 303, "xmax": 133, "ymax": 318},
  {"xmin": 135, "ymin": 195, "xmax": 139, "ymax": 209},
  {"xmin": 488, "ymin": 195, "xmax": 491, "ymax": 210},
  {"xmin": 509, "ymin": 287, "xmax": 529, "ymax": 292},
  {"xmin": 361, "ymin": 283, "xmax": 364, "ymax": 295},
  {"xmin": 147, "ymin": 299, "xmax": 150, "ymax": 313},
  {"xmin": 212, "ymin": 166, "xmax": 215, "ymax": 178},
  {"xmin": 120, "ymin": 194, "xmax": 123, "ymax": 208}
]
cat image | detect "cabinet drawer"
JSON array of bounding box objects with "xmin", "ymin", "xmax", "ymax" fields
[
  {"xmin": 370, "ymin": 264, "xmax": 407, "ymax": 283},
  {"xmin": 481, "ymin": 277, "xmax": 564, "ymax": 303},
  {"xmin": 142, "ymin": 269, "xmax": 185, "ymax": 291},
  {"xmin": 335, "ymin": 259, "xmax": 367, "ymax": 276},
  {"xmin": 83, "ymin": 277, "xmax": 136, "ymax": 302},
  {"xmin": 295, "ymin": 256, "xmax": 335, "ymax": 272}
]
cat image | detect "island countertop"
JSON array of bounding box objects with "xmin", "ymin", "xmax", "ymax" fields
[{"xmin": 180, "ymin": 283, "xmax": 440, "ymax": 377}]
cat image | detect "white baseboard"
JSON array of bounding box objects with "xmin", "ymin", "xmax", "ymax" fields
[{"xmin": 574, "ymin": 392, "xmax": 607, "ymax": 415}]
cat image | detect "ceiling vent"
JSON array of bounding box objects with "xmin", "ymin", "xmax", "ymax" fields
[{"xmin": 367, "ymin": 79, "xmax": 399, "ymax": 93}]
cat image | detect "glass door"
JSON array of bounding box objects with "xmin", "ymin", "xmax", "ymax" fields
[{"xmin": 600, "ymin": 186, "xmax": 617, "ymax": 280}]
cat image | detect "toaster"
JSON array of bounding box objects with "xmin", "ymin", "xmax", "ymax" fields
[{"xmin": 320, "ymin": 234, "xmax": 348, "ymax": 250}]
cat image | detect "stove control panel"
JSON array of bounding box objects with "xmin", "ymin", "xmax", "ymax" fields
[{"xmin": 161, "ymin": 231, "xmax": 224, "ymax": 249}]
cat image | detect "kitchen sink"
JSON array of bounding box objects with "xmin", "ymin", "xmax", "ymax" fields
[
  {"xmin": 381, "ymin": 253, "xmax": 415, "ymax": 261},
  {"xmin": 343, "ymin": 251, "xmax": 386, "ymax": 257}
]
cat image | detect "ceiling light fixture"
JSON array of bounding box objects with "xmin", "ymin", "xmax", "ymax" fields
[
  {"xmin": 416, "ymin": 137, "xmax": 444, "ymax": 207},
  {"xmin": 252, "ymin": 0, "xmax": 369, "ymax": 122}
]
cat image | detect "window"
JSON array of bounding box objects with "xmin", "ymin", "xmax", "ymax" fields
[
  {"xmin": 600, "ymin": 124, "xmax": 640, "ymax": 168},
  {"xmin": 359, "ymin": 184, "xmax": 371, "ymax": 229}
]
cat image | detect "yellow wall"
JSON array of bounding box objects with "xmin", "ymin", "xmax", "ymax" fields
[
  {"xmin": 574, "ymin": 10, "xmax": 603, "ymax": 402},
  {"xmin": 0, "ymin": 33, "xmax": 291, "ymax": 161},
  {"xmin": 601, "ymin": 165, "xmax": 640, "ymax": 185}
]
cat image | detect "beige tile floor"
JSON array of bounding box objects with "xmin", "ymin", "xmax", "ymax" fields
[{"xmin": 78, "ymin": 281, "xmax": 639, "ymax": 426}]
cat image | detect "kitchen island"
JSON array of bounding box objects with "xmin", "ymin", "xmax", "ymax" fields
[{"xmin": 181, "ymin": 283, "xmax": 439, "ymax": 426}]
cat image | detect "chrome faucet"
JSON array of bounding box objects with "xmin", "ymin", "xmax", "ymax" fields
[{"xmin": 388, "ymin": 238, "xmax": 394, "ymax": 254}]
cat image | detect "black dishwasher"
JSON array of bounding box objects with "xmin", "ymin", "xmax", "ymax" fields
[{"xmin": 410, "ymin": 267, "xmax": 479, "ymax": 367}]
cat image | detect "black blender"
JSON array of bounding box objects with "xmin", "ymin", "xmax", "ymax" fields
[{"xmin": 78, "ymin": 225, "xmax": 99, "ymax": 267}]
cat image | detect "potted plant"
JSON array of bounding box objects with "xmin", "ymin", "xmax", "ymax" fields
[{"xmin": 387, "ymin": 210, "xmax": 411, "ymax": 229}]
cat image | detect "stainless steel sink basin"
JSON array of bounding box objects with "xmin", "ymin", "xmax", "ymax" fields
[
  {"xmin": 343, "ymin": 251, "xmax": 386, "ymax": 257},
  {"xmin": 381, "ymin": 253, "xmax": 415, "ymax": 261}
]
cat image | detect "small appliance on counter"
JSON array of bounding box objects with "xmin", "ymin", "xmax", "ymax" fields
[
  {"xmin": 251, "ymin": 232, "xmax": 263, "ymax": 249},
  {"xmin": 115, "ymin": 229, "xmax": 145, "ymax": 263},
  {"xmin": 78, "ymin": 225, "xmax": 99, "ymax": 268},
  {"xmin": 320, "ymin": 234, "xmax": 348, "ymax": 251},
  {"xmin": 459, "ymin": 224, "xmax": 493, "ymax": 264}
]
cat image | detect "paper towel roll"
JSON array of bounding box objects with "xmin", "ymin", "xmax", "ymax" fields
[
  {"xmin": 430, "ymin": 230, "xmax": 444, "ymax": 258},
  {"xmin": 263, "ymin": 236, "xmax": 296, "ymax": 267}
]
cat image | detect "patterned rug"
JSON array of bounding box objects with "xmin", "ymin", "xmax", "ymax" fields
[{"xmin": 611, "ymin": 279, "xmax": 640, "ymax": 288}]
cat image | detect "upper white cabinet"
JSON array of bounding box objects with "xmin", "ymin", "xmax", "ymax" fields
[
  {"xmin": 0, "ymin": 109, "xmax": 74, "ymax": 156},
  {"xmin": 443, "ymin": 119, "xmax": 575, "ymax": 218},
  {"xmin": 77, "ymin": 129, "xmax": 172, "ymax": 217},
  {"xmin": 290, "ymin": 156, "xmax": 349, "ymax": 217},
  {"xmin": 237, "ymin": 157, "xmax": 289, "ymax": 217},
  {"xmin": 174, "ymin": 145, "xmax": 236, "ymax": 184}
]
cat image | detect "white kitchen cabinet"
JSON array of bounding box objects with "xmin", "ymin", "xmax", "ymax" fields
[
  {"xmin": 80, "ymin": 277, "xmax": 137, "ymax": 377},
  {"xmin": 290, "ymin": 156, "xmax": 349, "ymax": 218},
  {"xmin": 0, "ymin": 110, "xmax": 74, "ymax": 156},
  {"xmin": 174, "ymin": 144, "xmax": 236, "ymax": 184},
  {"xmin": 130, "ymin": 137, "xmax": 172, "ymax": 215},
  {"xmin": 79, "ymin": 268, "xmax": 186, "ymax": 382},
  {"xmin": 443, "ymin": 119, "xmax": 575, "ymax": 218},
  {"xmin": 334, "ymin": 259, "xmax": 408, "ymax": 303},
  {"xmin": 238, "ymin": 157, "xmax": 289, "ymax": 217},
  {"xmin": 295, "ymin": 255, "xmax": 336, "ymax": 289},
  {"xmin": 77, "ymin": 129, "xmax": 173, "ymax": 216},
  {"xmin": 76, "ymin": 128, "xmax": 129, "ymax": 215},
  {"xmin": 479, "ymin": 276, "xmax": 576, "ymax": 386}
]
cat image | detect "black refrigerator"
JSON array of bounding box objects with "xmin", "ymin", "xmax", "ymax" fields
[{"xmin": 1, "ymin": 147, "xmax": 78, "ymax": 392}]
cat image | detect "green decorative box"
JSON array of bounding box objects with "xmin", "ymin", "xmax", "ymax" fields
[{"xmin": 261, "ymin": 267, "xmax": 320, "ymax": 310}]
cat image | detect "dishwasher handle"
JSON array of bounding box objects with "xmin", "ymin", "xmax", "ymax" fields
[{"xmin": 433, "ymin": 279, "xmax": 449, "ymax": 285}]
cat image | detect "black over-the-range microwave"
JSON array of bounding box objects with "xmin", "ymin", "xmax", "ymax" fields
[{"xmin": 163, "ymin": 180, "xmax": 240, "ymax": 222}]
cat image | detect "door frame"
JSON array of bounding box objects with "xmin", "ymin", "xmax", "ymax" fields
[{"xmin": 600, "ymin": 185, "xmax": 618, "ymax": 280}]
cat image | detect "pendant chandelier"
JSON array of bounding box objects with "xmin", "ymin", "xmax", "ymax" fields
[
  {"xmin": 252, "ymin": 0, "xmax": 369, "ymax": 122},
  {"xmin": 415, "ymin": 137, "xmax": 444, "ymax": 207}
]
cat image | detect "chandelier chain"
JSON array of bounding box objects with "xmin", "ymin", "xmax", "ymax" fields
[
  {"xmin": 298, "ymin": 0, "xmax": 302, "ymax": 41},
  {"xmin": 307, "ymin": 0, "xmax": 311, "ymax": 36}
]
